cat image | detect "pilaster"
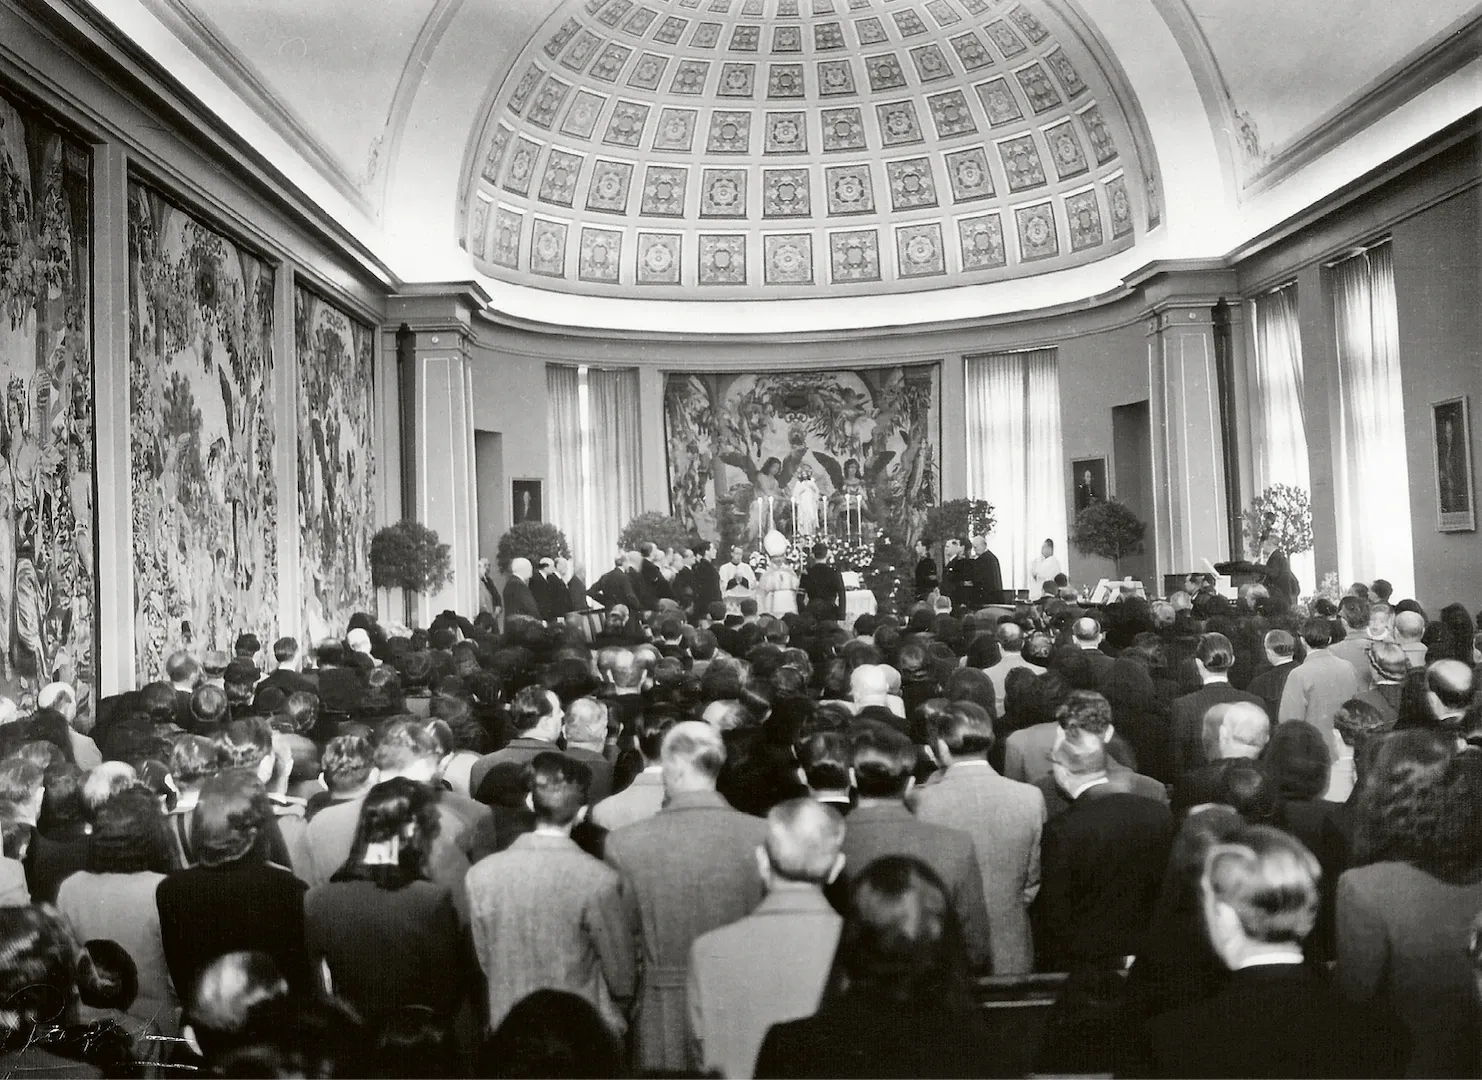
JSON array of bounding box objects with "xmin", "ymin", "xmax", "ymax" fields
[
  {"xmin": 386, "ymin": 285, "xmax": 489, "ymax": 624},
  {"xmin": 1146, "ymin": 299, "xmax": 1232, "ymax": 584}
]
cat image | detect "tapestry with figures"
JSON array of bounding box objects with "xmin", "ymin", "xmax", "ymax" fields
[
  {"xmin": 0, "ymin": 92, "xmax": 95, "ymax": 701},
  {"xmin": 295, "ymin": 285, "xmax": 376, "ymax": 643},
  {"xmin": 128, "ymin": 183, "xmax": 278, "ymax": 680},
  {"xmin": 664, "ymin": 365, "xmax": 939, "ymax": 551}
]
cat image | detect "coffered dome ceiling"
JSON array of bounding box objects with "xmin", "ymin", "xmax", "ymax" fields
[{"xmin": 463, "ymin": 0, "xmax": 1161, "ymax": 297}]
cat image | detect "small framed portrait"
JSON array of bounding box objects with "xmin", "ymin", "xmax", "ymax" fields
[
  {"xmin": 1071, "ymin": 457, "xmax": 1109, "ymax": 514},
  {"xmin": 1431, "ymin": 397, "xmax": 1475, "ymax": 531},
  {"xmin": 511, "ymin": 479, "xmax": 543, "ymax": 525}
]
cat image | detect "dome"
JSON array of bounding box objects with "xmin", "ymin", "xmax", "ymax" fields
[{"xmin": 462, "ymin": 0, "xmax": 1161, "ymax": 298}]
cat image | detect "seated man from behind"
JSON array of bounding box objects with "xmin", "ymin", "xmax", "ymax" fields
[{"xmin": 1145, "ymin": 825, "xmax": 1407, "ymax": 1078}]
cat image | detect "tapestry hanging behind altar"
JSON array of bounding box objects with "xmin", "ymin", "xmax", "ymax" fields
[
  {"xmin": 0, "ymin": 92, "xmax": 95, "ymax": 699},
  {"xmin": 295, "ymin": 286, "xmax": 376, "ymax": 642},
  {"xmin": 664, "ymin": 364, "xmax": 939, "ymax": 550},
  {"xmin": 128, "ymin": 184, "xmax": 278, "ymax": 679}
]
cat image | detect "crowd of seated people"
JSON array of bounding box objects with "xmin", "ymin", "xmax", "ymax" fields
[{"xmin": 1, "ymin": 562, "xmax": 1481, "ymax": 1077}]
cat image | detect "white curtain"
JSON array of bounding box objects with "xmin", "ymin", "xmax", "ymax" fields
[
  {"xmin": 546, "ymin": 364, "xmax": 585, "ymax": 572},
  {"xmin": 1330, "ymin": 241, "xmax": 1415, "ymax": 599},
  {"xmin": 584, "ymin": 367, "xmax": 643, "ymax": 579},
  {"xmin": 1249, "ymin": 283, "xmax": 1315, "ymax": 593},
  {"xmin": 546, "ymin": 364, "xmax": 642, "ymax": 581},
  {"xmin": 965, "ymin": 349, "xmax": 1067, "ymax": 591}
]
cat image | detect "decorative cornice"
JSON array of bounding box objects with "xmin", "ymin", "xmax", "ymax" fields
[
  {"xmin": 131, "ymin": 0, "xmax": 378, "ymax": 219},
  {"xmin": 20, "ymin": 0, "xmax": 398, "ymax": 288},
  {"xmin": 1242, "ymin": 9, "xmax": 1482, "ymax": 197}
]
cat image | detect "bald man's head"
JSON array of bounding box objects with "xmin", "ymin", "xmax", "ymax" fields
[
  {"xmin": 564, "ymin": 697, "xmax": 608, "ymax": 749},
  {"xmin": 1072, "ymin": 617, "xmax": 1102, "ymax": 644},
  {"xmin": 510, "ymin": 557, "xmax": 532, "ymax": 582},
  {"xmin": 1218, "ymin": 701, "xmax": 1271, "ymax": 760},
  {"xmin": 996, "ymin": 622, "xmax": 1023, "ymax": 652},
  {"xmin": 1395, "ymin": 611, "xmax": 1426, "ymax": 643},
  {"xmin": 661, "ymin": 721, "xmax": 726, "ymax": 793},
  {"xmin": 850, "ymin": 664, "xmax": 889, "ymax": 703},
  {"xmin": 599, "ymin": 647, "xmax": 644, "ymax": 690},
  {"xmin": 1427, "ymin": 659, "xmax": 1475, "ymax": 718},
  {"xmin": 761, "ymin": 798, "xmax": 846, "ymax": 885}
]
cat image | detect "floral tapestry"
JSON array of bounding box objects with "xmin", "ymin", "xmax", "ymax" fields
[
  {"xmin": 128, "ymin": 184, "xmax": 277, "ymax": 680},
  {"xmin": 0, "ymin": 93, "xmax": 94, "ymax": 699},
  {"xmin": 295, "ymin": 285, "xmax": 375, "ymax": 642},
  {"xmin": 664, "ymin": 365, "xmax": 939, "ymax": 550}
]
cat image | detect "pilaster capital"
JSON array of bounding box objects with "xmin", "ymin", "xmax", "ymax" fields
[{"xmin": 386, "ymin": 282, "xmax": 491, "ymax": 347}]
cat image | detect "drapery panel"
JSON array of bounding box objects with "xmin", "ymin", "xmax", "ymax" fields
[
  {"xmin": 1250, "ymin": 283, "xmax": 1315, "ymax": 592},
  {"xmin": 1330, "ymin": 241, "xmax": 1414, "ymax": 599},
  {"xmin": 546, "ymin": 364, "xmax": 642, "ymax": 581},
  {"xmin": 584, "ymin": 366, "xmax": 643, "ymax": 578},
  {"xmin": 965, "ymin": 349, "xmax": 1067, "ymax": 591}
]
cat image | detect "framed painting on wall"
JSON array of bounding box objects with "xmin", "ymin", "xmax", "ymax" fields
[
  {"xmin": 1071, "ymin": 456, "xmax": 1109, "ymax": 514},
  {"xmin": 512, "ymin": 479, "xmax": 543, "ymax": 525},
  {"xmin": 1431, "ymin": 396, "xmax": 1475, "ymax": 532}
]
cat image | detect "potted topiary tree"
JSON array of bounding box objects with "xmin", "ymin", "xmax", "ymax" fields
[
  {"xmin": 496, "ymin": 520, "xmax": 572, "ymax": 575},
  {"xmin": 617, "ymin": 511, "xmax": 696, "ymax": 555},
  {"xmin": 370, "ymin": 520, "xmax": 453, "ymax": 622},
  {"xmin": 1071, "ymin": 499, "xmax": 1146, "ymax": 577}
]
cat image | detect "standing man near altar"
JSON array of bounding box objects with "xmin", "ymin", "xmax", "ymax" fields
[
  {"xmin": 692, "ymin": 541, "xmax": 724, "ymax": 615},
  {"xmin": 799, "ymin": 543, "xmax": 846, "ymax": 621},
  {"xmin": 719, "ymin": 545, "xmax": 756, "ymax": 593},
  {"xmin": 943, "ymin": 537, "xmax": 974, "ymax": 609},
  {"xmin": 971, "ymin": 535, "xmax": 1005, "ymax": 605}
]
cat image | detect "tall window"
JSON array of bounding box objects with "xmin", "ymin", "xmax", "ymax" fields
[
  {"xmin": 964, "ymin": 349, "xmax": 1066, "ymax": 589},
  {"xmin": 1328, "ymin": 240, "xmax": 1414, "ymax": 598},
  {"xmin": 546, "ymin": 364, "xmax": 642, "ymax": 578},
  {"xmin": 1249, "ymin": 282, "xmax": 1315, "ymax": 592}
]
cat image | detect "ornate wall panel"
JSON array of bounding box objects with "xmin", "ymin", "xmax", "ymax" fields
[
  {"xmin": 128, "ymin": 184, "xmax": 278, "ymax": 679},
  {"xmin": 465, "ymin": 0, "xmax": 1157, "ymax": 297},
  {"xmin": 294, "ymin": 286, "xmax": 376, "ymax": 643},
  {"xmin": 664, "ymin": 364, "xmax": 939, "ymax": 547},
  {"xmin": 0, "ymin": 91, "xmax": 95, "ymax": 698}
]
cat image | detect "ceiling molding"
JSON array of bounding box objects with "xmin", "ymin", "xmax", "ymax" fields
[
  {"xmin": 373, "ymin": 0, "xmax": 466, "ymax": 215},
  {"xmin": 131, "ymin": 0, "xmax": 378, "ymax": 219},
  {"xmin": 1240, "ymin": 9, "xmax": 1482, "ymax": 197},
  {"xmin": 1143, "ymin": 0, "xmax": 1239, "ymax": 203},
  {"xmin": 11, "ymin": 0, "xmax": 399, "ymax": 288}
]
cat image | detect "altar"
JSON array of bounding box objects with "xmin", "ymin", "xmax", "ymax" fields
[{"xmin": 723, "ymin": 572, "xmax": 877, "ymax": 630}]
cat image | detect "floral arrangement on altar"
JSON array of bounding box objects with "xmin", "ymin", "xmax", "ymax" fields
[{"xmin": 1243, "ymin": 484, "xmax": 1314, "ymax": 557}]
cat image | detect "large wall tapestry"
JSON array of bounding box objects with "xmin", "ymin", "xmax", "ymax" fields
[
  {"xmin": 295, "ymin": 285, "xmax": 376, "ymax": 642},
  {"xmin": 128, "ymin": 184, "xmax": 277, "ymax": 680},
  {"xmin": 0, "ymin": 93, "xmax": 95, "ymax": 699},
  {"xmin": 665, "ymin": 365, "xmax": 939, "ymax": 550}
]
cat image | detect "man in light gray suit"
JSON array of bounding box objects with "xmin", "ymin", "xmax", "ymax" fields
[
  {"xmin": 605, "ymin": 721, "xmax": 768, "ymax": 1074},
  {"xmin": 913, "ymin": 700, "xmax": 1045, "ymax": 975},
  {"xmin": 465, "ymin": 752, "xmax": 636, "ymax": 1034},
  {"xmin": 687, "ymin": 798, "xmax": 845, "ymax": 1079},
  {"xmin": 838, "ymin": 722, "xmax": 993, "ymax": 973}
]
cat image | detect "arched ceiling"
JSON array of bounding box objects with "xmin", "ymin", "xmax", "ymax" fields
[
  {"xmin": 96, "ymin": 0, "xmax": 1482, "ymax": 329},
  {"xmin": 460, "ymin": 0, "xmax": 1156, "ymax": 297}
]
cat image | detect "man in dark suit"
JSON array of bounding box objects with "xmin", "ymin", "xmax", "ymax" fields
[
  {"xmin": 836, "ymin": 723, "xmax": 993, "ymax": 973},
  {"xmin": 638, "ymin": 542, "xmax": 673, "ymax": 605},
  {"xmin": 942, "ymin": 537, "xmax": 975, "ymax": 609},
  {"xmin": 1145, "ymin": 825, "xmax": 1408, "ymax": 1078},
  {"xmin": 971, "ymin": 535, "xmax": 1005, "ymax": 605},
  {"xmin": 1170, "ymin": 701, "xmax": 1270, "ymax": 817},
  {"xmin": 691, "ymin": 541, "xmax": 724, "ymax": 615},
  {"xmin": 532, "ymin": 558, "xmax": 568, "ymax": 623},
  {"xmin": 502, "ymin": 557, "xmax": 544, "ymax": 623},
  {"xmin": 589, "ymin": 555, "xmax": 640, "ymax": 611},
  {"xmin": 1071, "ymin": 617, "xmax": 1117, "ymax": 686},
  {"xmin": 798, "ymin": 543, "xmax": 846, "ymax": 620},
  {"xmin": 1033, "ymin": 725, "xmax": 1173, "ymax": 971},
  {"xmin": 1246, "ymin": 629, "xmax": 1299, "ymax": 719},
  {"xmin": 625, "ymin": 550, "xmax": 657, "ymax": 612},
  {"xmin": 258, "ymin": 637, "xmax": 317, "ymax": 697},
  {"xmin": 1171, "ymin": 633, "xmax": 1264, "ymax": 778}
]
